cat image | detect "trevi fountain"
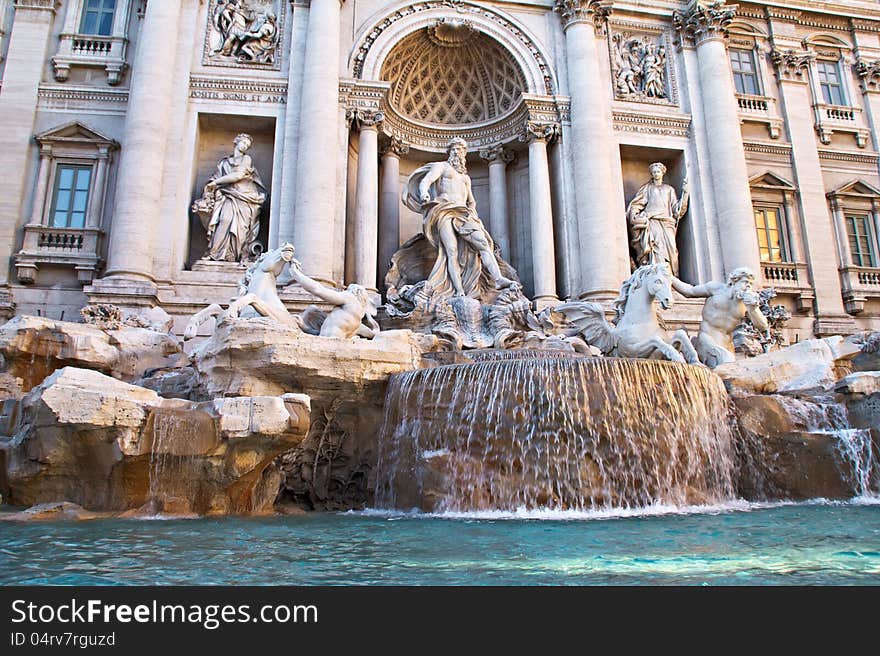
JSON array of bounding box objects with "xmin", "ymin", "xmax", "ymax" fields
[{"xmin": 0, "ymin": 136, "xmax": 877, "ymax": 585}]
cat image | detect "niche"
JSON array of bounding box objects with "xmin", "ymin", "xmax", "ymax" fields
[
  {"xmin": 619, "ymin": 145, "xmax": 692, "ymax": 281},
  {"xmin": 187, "ymin": 113, "xmax": 276, "ymax": 268}
]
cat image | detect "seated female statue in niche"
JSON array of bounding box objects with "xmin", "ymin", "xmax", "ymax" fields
[{"xmin": 192, "ymin": 133, "xmax": 267, "ymax": 263}]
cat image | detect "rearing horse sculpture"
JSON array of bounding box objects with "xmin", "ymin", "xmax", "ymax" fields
[{"xmin": 556, "ymin": 264, "xmax": 700, "ymax": 364}]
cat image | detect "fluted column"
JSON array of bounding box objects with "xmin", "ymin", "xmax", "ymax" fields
[
  {"xmin": 0, "ymin": 0, "xmax": 61, "ymax": 293},
  {"xmin": 673, "ymin": 1, "xmax": 761, "ymax": 275},
  {"xmin": 351, "ymin": 110, "xmax": 382, "ymax": 292},
  {"xmin": 479, "ymin": 144, "xmax": 515, "ymax": 258},
  {"xmin": 523, "ymin": 122, "xmax": 559, "ymax": 307},
  {"xmin": 102, "ymin": 0, "xmax": 183, "ymax": 282},
  {"xmin": 290, "ymin": 0, "xmax": 342, "ymax": 283},
  {"xmin": 555, "ymin": 1, "xmax": 629, "ymax": 299},
  {"xmin": 379, "ymin": 137, "xmax": 408, "ymax": 286}
]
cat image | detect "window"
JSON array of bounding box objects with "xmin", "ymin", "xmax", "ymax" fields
[
  {"xmin": 846, "ymin": 214, "xmax": 877, "ymax": 267},
  {"xmin": 754, "ymin": 207, "xmax": 787, "ymax": 263},
  {"xmin": 50, "ymin": 165, "xmax": 92, "ymax": 229},
  {"xmin": 79, "ymin": 0, "xmax": 117, "ymax": 37},
  {"xmin": 817, "ymin": 60, "xmax": 847, "ymax": 105},
  {"xmin": 730, "ymin": 49, "xmax": 761, "ymax": 95}
]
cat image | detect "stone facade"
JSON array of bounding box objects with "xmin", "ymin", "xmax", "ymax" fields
[{"xmin": 1, "ymin": 0, "xmax": 880, "ymax": 342}]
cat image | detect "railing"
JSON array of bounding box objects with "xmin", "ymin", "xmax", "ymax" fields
[
  {"xmin": 71, "ymin": 36, "xmax": 113, "ymax": 57},
  {"xmin": 736, "ymin": 94, "xmax": 770, "ymax": 113},
  {"xmin": 762, "ymin": 261, "xmax": 800, "ymax": 285},
  {"xmin": 36, "ymin": 229, "xmax": 85, "ymax": 251},
  {"xmin": 855, "ymin": 266, "xmax": 880, "ymax": 286},
  {"xmin": 824, "ymin": 104, "xmax": 856, "ymax": 121}
]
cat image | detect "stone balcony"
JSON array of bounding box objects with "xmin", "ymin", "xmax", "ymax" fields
[
  {"xmin": 839, "ymin": 264, "xmax": 880, "ymax": 314},
  {"xmin": 761, "ymin": 261, "xmax": 814, "ymax": 313},
  {"xmin": 814, "ymin": 102, "xmax": 870, "ymax": 148},
  {"xmin": 14, "ymin": 225, "xmax": 102, "ymax": 285},
  {"xmin": 736, "ymin": 93, "xmax": 783, "ymax": 139},
  {"xmin": 52, "ymin": 33, "xmax": 128, "ymax": 86}
]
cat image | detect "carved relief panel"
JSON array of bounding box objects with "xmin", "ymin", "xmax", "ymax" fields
[
  {"xmin": 202, "ymin": 0, "xmax": 283, "ymax": 70},
  {"xmin": 608, "ymin": 29, "xmax": 676, "ymax": 106}
]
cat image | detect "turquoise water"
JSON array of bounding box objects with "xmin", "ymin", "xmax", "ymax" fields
[{"xmin": 1, "ymin": 500, "xmax": 879, "ymax": 585}]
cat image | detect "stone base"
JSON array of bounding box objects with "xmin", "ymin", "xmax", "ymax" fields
[
  {"xmin": 190, "ymin": 259, "xmax": 248, "ymax": 274},
  {"xmin": 814, "ymin": 314, "xmax": 858, "ymax": 336},
  {"xmin": 84, "ymin": 276, "xmax": 159, "ymax": 309}
]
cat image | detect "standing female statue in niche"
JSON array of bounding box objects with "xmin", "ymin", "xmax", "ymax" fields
[
  {"xmin": 192, "ymin": 133, "xmax": 267, "ymax": 263},
  {"xmin": 626, "ymin": 162, "xmax": 688, "ymax": 276}
]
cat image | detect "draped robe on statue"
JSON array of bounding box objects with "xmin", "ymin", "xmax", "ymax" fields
[
  {"xmin": 202, "ymin": 156, "xmax": 266, "ymax": 262},
  {"xmin": 402, "ymin": 164, "xmax": 498, "ymax": 300},
  {"xmin": 626, "ymin": 182, "xmax": 687, "ymax": 276}
]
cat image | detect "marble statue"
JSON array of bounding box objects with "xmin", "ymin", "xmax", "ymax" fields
[
  {"xmin": 184, "ymin": 243, "xmax": 298, "ymax": 339},
  {"xmin": 402, "ymin": 137, "xmax": 515, "ymax": 300},
  {"xmin": 192, "ymin": 133, "xmax": 267, "ymax": 263},
  {"xmin": 289, "ymin": 263, "xmax": 380, "ymax": 340},
  {"xmin": 556, "ymin": 264, "xmax": 700, "ymax": 364},
  {"xmin": 211, "ymin": 0, "xmax": 279, "ymax": 64},
  {"xmin": 611, "ymin": 33, "xmax": 669, "ymax": 100},
  {"xmin": 672, "ymin": 268, "xmax": 770, "ymax": 368},
  {"xmin": 184, "ymin": 243, "xmax": 379, "ymax": 340},
  {"xmin": 626, "ymin": 162, "xmax": 689, "ymax": 275}
]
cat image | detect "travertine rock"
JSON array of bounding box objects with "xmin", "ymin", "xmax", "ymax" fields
[
  {"xmin": 834, "ymin": 372, "xmax": 880, "ymax": 397},
  {"xmin": 0, "ymin": 315, "xmax": 186, "ymax": 393},
  {"xmin": 0, "ymin": 367, "xmax": 310, "ymax": 515},
  {"xmin": 0, "ymin": 501, "xmax": 103, "ymax": 522},
  {"xmin": 715, "ymin": 336, "xmax": 861, "ymax": 393},
  {"xmin": 192, "ymin": 318, "xmax": 438, "ymax": 398}
]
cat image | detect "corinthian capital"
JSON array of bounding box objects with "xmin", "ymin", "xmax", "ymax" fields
[
  {"xmin": 673, "ymin": 1, "xmax": 737, "ymax": 45},
  {"xmin": 380, "ymin": 136, "xmax": 410, "ymax": 158},
  {"xmin": 479, "ymin": 144, "xmax": 517, "ymax": 166},
  {"xmin": 857, "ymin": 58, "xmax": 880, "ymax": 93},
  {"xmin": 346, "ymin": 108, "xmax": 385, "ymax": 130},
  {"xmin": 554, "ymin": 1, "xmax": 613, "ymax": 34},
  {"xmin": 770, "ymin": 48, "xmax": 814, "ymax": 82},
  {"xmin": 520, "ymin": 121, "xmax": 560, "ymax": 144}
]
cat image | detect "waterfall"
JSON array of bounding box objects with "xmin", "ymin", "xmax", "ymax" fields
[{"xmin": 374, "ymin": 356, "xmax": 737, "ymax": 512}]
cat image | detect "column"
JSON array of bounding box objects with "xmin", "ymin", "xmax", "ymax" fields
[
  {"xmin": 770, "ymin": 44, "xmax": 851, "ymax": 328},
  {"xmin": 100, "ymin": 0, "xmax": 183, "ymax": 285},
  {"xmin": 379, "ymin": 137, "xmax": 408, "ymax": 285},
  {"xmin": 555, "ymin": 1, "xmax": 630, "ymax": 299},
  {"xmin": 479, "ymin": 144, "xmax": 514, "ymax": 258},
  {"xmin": 290, "ymin": 0, "xmax": 342, "ymax": 283},
  {"xmin": 351, "ymin": 110, "xmax": 382, "ymax": 292},
  {"xmin": 0, "ymin": 0, "xmax": 61, "ymax": 296},
  {"xmin": 674, "ymin": 1, "xmax": 761, "ymax": 275},
  {"xmin": 86, "ymin": 148, "xmax": 109, "ymax": 229},
  {"xmin": 27, "ymin": 145, "xmax": 53, "ymax": 226},
  {"xmin": 524, "ymin": 122, "xmax": 559, "ymax": 307}
]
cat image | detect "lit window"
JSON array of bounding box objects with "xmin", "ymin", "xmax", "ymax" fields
[
  {"xmin": 730, "ymin": 49, "xmax": 761, "ymax": 96},
  {"xmin": 79, "ymin": 0, "xmax": 117, "ymax": 37},
  {"xmin": 754, "ymin": 207, "xmax": 786, "ymax": 263},
  {"xmin": 846, "ymin": 214, "xmax": 877, "ymax": 267},
  {"xmin": 50, "ymin": 165, "xmax": 92, "ymax": 229},
  {"xmin": 817, "ymin": 60, "xmax": 847, "ymax": 106}
]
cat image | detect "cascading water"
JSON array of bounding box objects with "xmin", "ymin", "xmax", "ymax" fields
[
  {"xmin": 766, "ymin": 394, "xmax": 878, "ymax": 497},
  {"xmin": 374, "ymin": 353, "xmax": 737, "ymax": 512}
]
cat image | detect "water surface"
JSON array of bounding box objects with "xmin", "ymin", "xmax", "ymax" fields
[{"xmin": 2, "ymin": 500, "xmax": 879, "ymax": 585}]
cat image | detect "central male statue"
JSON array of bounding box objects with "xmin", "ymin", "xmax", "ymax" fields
[{"xmin": 402, "ymin": 138, "xmax": 515, "ymax": 299}]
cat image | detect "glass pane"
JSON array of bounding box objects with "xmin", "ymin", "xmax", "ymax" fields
[
  {"xmin": 757, "ymin": 230, "xmax": 769, "ymax": 248},
  {"xmin": 769, "ymin": 247, "xmax": 781, "ymax": 262},
  {"xmin": 99, "ymin": 11, "xmax": 113, "ymax": 35},
  {"xmin": 70, "ymin": 212, "xmax": 86, "ymax": 229},
  {"xmin": 53, "ymin": 210, "xmax": 68, "ymax": 228},
  {"xmin": 55, "ymin": 189, "xmax": 71, "ymax": 212},
  {"xmin": 74, "ymin": 168, "xmax": 91, "ymax": 191},
  {"xmin": 58, "ymin": 167, "xmax": 74, "ymax": 190},
  {"xmin": 82, "ymin": 12, "xmax": 98, "ymax": 34},
  {"xmin": 744, "ymin": 74, "xmax": 759, "ymax": 95},
  {"xmin": 73, "ymin": 190, "xmax": 88, "ymax": 212},
  {"xmin": 754, "ymin": 209, "xmax": 766, "ymax": 228}
]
